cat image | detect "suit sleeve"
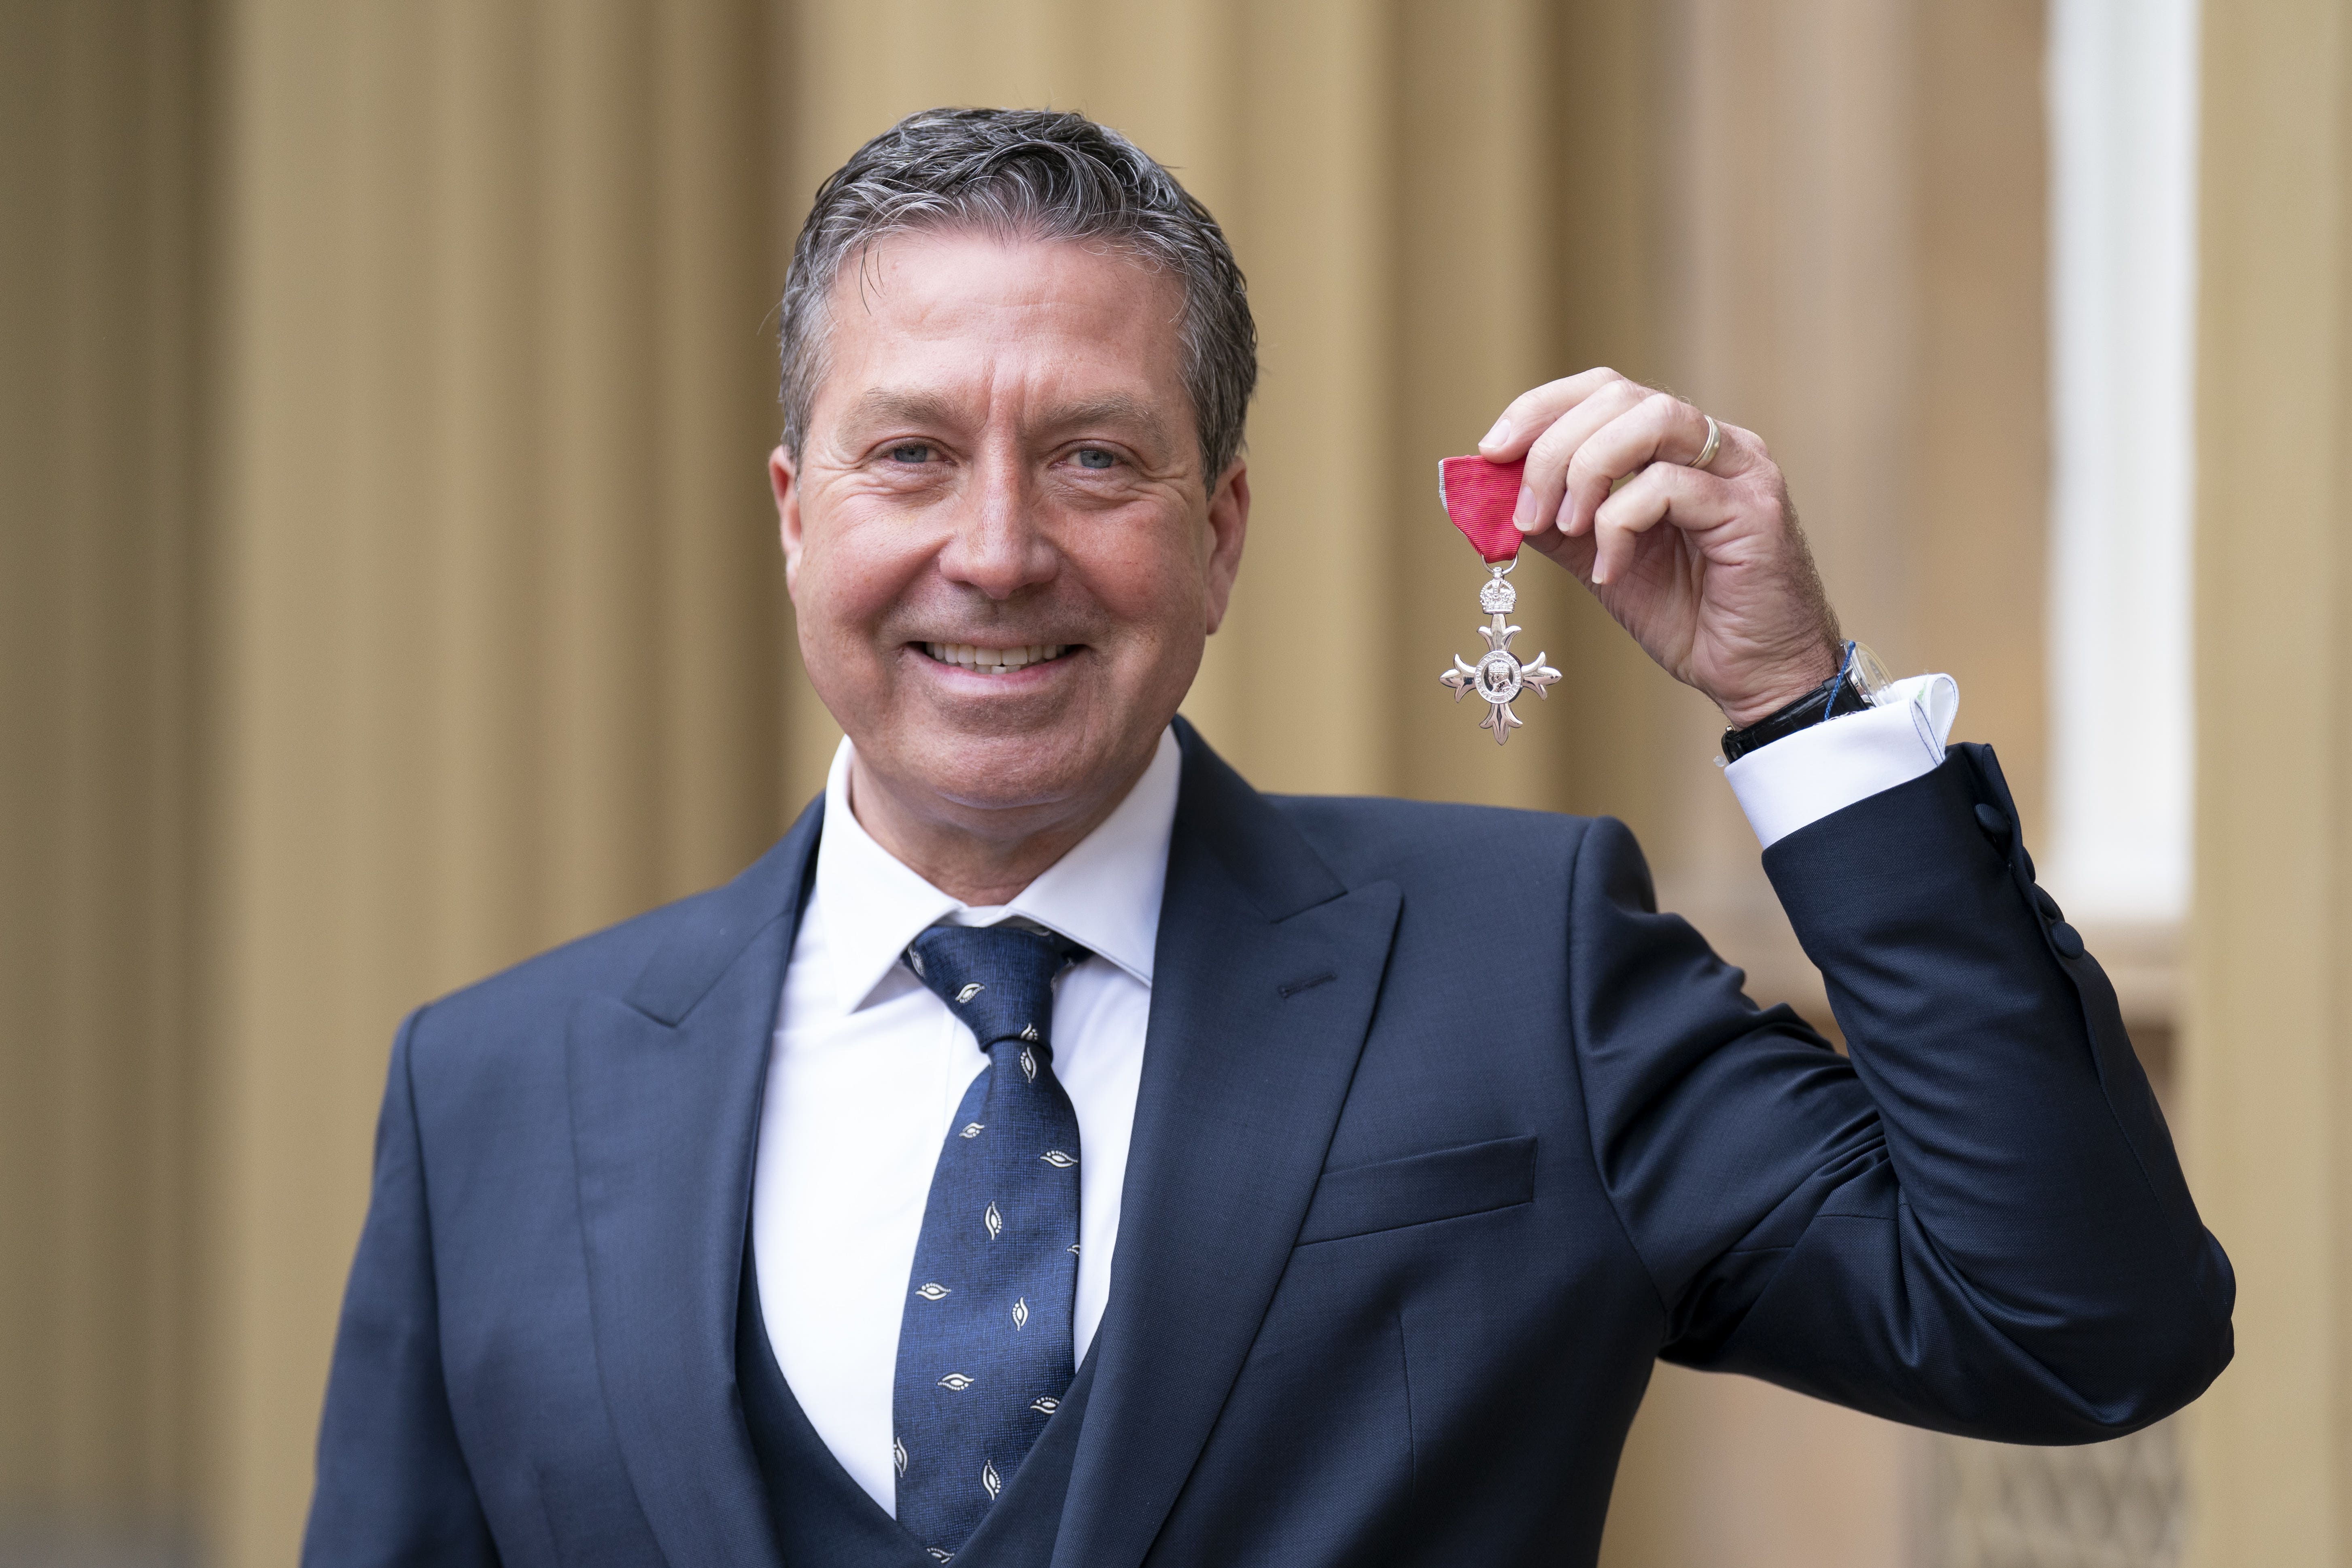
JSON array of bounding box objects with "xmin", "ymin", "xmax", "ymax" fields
[
  {"xmin": 1570, "ymin": 744, "xmax": 2232, "ymax": 1441},
  {"xmin": 303, "ymin": 1008, "xmax": 501, "ymax": 1566}
]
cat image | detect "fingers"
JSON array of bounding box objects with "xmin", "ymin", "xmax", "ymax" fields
[
  {"xmin": 1478, "ymin": 370, "xmax": 1747, "ymax": 562},
  {"xmin": 1476, "ymin": 369, "xmax": 1635, "ymax": 462},
  {"xmin": 1560, "ymin": 393, "xmax": 1723, "ymax": 541},
  {"xmin": 1586, "ymin": 461, "xmax": 1743, "ymax": 586},
  {"xmin": 1517, "ymin": 378, "xmax": 1647, "ymax": 537}
]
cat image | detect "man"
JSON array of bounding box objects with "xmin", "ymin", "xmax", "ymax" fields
[{"xmin": 306, "ymin": 109, "xmax": 2229, "ymax": 1568}]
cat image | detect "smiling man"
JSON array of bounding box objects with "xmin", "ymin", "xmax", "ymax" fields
[{"xmin": 305, "ymin": 110, "xmax": 2231, "ymax": 1568}]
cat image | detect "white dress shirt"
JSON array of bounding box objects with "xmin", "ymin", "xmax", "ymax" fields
[
  {"xmin": 751, "ymin": 679, "xmax": 1959, "ymax": 1516},
  {"xmin": 751, "ymin": 727, "xmax": 1179, "ymax": 1516}
]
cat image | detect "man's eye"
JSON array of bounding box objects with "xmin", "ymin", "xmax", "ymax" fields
[
  {"xmin": 1074, "ymin": 448, "xmax": 1117, "ymax": 471},
  {"xmin": 885, "ymin": 442, "xmax": 934, "ymax": 464}
]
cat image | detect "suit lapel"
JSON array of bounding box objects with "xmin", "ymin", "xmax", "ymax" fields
[
  {"xmin": 1052, "ymin": 725, "xmax": 1403, "ymax": 1568},
  {"xmin": 566, "ymin": 800, "xmax": 823, "ymax": 1568}
]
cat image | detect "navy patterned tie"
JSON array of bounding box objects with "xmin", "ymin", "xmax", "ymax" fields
[{"xmin": 893, "ymin": 923, "xmax": 1089, "ymax": 1560}]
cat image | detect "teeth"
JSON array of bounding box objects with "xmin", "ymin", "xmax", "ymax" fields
[{"xmin": 922, "ymin": 642, "xmax": 1068, "ymax": 673}]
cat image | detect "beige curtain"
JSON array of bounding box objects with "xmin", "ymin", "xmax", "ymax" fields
[{"xmin": 0, "ymin": 0, "xmax": 207, "ymax": 1548}]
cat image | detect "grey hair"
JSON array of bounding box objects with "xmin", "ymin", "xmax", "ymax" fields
[{"xmin": 778, "ymin": 107, "xmax": 1257, "ymax": 479}]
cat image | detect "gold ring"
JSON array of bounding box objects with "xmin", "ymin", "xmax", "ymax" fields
[{"xmin": 1690, "ymin": 414, "xmax": 1721, "ymax": 472}]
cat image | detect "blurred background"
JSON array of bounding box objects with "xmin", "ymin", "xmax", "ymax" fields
[{"xmin": 0, "ymin": 0, "xmax": 2335, "ymax": 1562}]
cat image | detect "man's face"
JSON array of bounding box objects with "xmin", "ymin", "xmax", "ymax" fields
[{"xmin": 774, "ymin": 230, "xmax": 1248, "ymax": 846}]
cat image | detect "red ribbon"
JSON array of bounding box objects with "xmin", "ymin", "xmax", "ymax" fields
[{"xmin": 1438, "ymin": 455, "xmax": 1525, "ymax": 564}]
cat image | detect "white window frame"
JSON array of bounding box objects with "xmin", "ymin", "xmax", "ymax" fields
[{"xmin": 2045, "ymin": 0, "xmax": 2201, "ymax": 924}]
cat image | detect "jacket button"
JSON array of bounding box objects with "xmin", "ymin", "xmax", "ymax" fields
[
  {"xmin": 1974, "ymin": 803, "xmax": 2012, "ymax": 844},
  {"xmin": 2034, "ymin": 887, "xmax": 2064, "ymax": 924},
  {"xmin": 2050, "ymin": 921, "xmax": 2085, "ymax": 959}
]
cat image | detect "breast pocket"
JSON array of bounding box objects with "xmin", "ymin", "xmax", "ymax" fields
[{"xmin": 1295, "ymin": 1134, "xmax": 1537, "ymax": 1245}]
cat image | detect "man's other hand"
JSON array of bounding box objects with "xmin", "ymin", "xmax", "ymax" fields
[{"xmin": 1478, "ymin": 369, "xmax": 1843, "ymax": 728}]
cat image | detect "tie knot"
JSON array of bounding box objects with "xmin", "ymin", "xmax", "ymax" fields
[{"xmin": 904, "ymin": 924, "xmax": 1089, "ymax": 1051}]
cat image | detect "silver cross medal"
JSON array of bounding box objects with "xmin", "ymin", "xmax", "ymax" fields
[{"xmin": 1440, "ymin": 559, "xmax": 1560, "ymax": 744}]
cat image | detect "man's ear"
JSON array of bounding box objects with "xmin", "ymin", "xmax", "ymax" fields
[
  {"xmin": 1201, "ymin": 459, "xmax": 1250, "ymax": 635},
  {"xmin": 771, "ymin": 443, "xmax": 803, "ymax": 595}
]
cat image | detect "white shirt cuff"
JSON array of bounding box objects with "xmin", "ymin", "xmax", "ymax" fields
[{"xmin": 1724, "ymin": 674, "xmax": 1961, "ymax": 849}]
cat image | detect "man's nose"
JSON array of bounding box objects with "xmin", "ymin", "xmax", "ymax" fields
[{"xmin": 936, "ymin": 456, "xmax": 1057, "ymax": 598}]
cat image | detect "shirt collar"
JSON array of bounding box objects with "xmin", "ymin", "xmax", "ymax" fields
[{"xmin": 811, "ymin": 727, "xmax": 1180, "ymax": 1017}]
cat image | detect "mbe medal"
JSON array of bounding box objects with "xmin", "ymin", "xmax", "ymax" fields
[{"xmin": 1436, "ymin": 454, "xmax": 1559, "ymax": 745}]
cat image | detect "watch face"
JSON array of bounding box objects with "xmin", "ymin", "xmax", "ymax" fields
[{"xmin": 1846, "ymin": 641, "xmax": 1893, "ymax": 704}]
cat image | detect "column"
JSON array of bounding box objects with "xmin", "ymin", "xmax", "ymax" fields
[{"xmin": 2184, "ymin": 0, "xmax": 2352, "ymax": 1560}]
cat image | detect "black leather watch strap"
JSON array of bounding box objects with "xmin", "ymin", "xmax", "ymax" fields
[{"xmin": 1719, "ymin": 660, "xmax": 1872, "ymax": 763}]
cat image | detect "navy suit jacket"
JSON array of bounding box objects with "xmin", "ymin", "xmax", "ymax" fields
[{"xmin": 306, "ymin": 721, "xmax": 2231, "ymax": 1567}]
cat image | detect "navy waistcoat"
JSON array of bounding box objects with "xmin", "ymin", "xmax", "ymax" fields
[{"xmin": 737, "ymin": 1235, "xmax": 1096, "ymax": 1568}]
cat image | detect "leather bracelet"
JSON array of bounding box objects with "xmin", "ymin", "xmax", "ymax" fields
[{"xmin": 1719, "ymin": 645, "xmax": 1874, "ymax": 763}]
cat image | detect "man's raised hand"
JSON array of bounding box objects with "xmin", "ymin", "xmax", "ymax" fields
[{"xmin": 1477, "ymin": 368, "xmax": 1843, "ymax": 728}]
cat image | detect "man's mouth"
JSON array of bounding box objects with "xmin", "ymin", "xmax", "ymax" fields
[{"xmin": 919, "ymin": 642, "xmax": 1072, "ymax": 675}]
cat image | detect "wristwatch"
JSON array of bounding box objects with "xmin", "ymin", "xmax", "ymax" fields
[{"xmin": 1719, "ymin": 641, "xmax": 1890, "ymax": 764}]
